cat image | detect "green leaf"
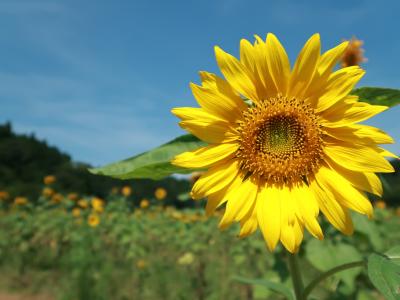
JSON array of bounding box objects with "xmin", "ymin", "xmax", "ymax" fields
[
  {"xmin": 305, "ymin": 240, "xmax": 363, "ymax": 290},
  {"xmin": 386, "ymin": 246, "xmax": 400, "ymax": 266},
  {"xmin": 233, "ymin": 275, "xmax": 294, "ymax": 300},
  {"xmin": 89, "ymin": 134, "xmax": 206, "ymax": 180},
  {"xmin": 177, "ymin": 192, "xmax": 191, "ymax": 202},
  {"xmin": 367, "ymin": 248, "xmax": 400, "ymax": 300},
  {"xmin": 351, "ymin": 87, "xmax": 400, "ymax": 107},
  {"xmin": 352, "ymin": 213, "xmax": 383, "ymax": 251}
]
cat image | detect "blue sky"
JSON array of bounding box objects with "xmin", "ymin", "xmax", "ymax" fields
[{"xmin": 0, "ymin": 0, "xmax": 399, "ymax": 166}]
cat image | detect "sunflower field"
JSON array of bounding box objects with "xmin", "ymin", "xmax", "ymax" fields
[{"xmin": 0, "ymin": 180, "xmax": 399, "ymax": 300}]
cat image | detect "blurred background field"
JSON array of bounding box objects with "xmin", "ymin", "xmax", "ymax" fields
[{"xmin": 0, "ymin": 122, "xmax": 399, "ymax": 300}]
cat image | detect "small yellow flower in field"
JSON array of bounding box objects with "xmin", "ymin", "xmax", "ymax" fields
[
  {"xmin": 51, "ymin": 193, "xmax": 63, "ymax": 204},
  {"xmin": 72, "ymin": 207, "xmax": 81, "ymax": 217},
  {"xmin": 171, "ymin": 211, "xmax": 183, "ymax": 220},
  {"xmin": 375, "ymin": 200, "xmax": 386, "ymax": 209},
  {"xmin": 178, "ymin": 252, "xmax": 195, "ymax": 265},
  {"xmin": 136, "ymin": 259, "xmax": 147, "ymax": 269},
  {"xmin": 0, "ymin": 191, "xmax": 10, "ymax": 201},
  {"xmin": 14, "ymin": 197, "xmax": 28, "ymax": 205},
  {"xmin": 155, "ymin": 187, "xmax": 167, "ymax": 200},
  {"xmin": 91, "ymin": 197, "xmax": 105, "ymax": 213},
  {"xmin": 121, "ymin": 186, "xmax": 132, "ymax": 197},
  {"xmin": 140, "ymin": 199, "xmax": 150, "ymax": 209},
  {"xmin": 341, "ymin": 37, "xmax": 367, "ymax": 68},
  {"xmin": 172, "ymin": 33, "xmax": 395, "ymax": 253},
  {"xmin": 88, "ymin": 213, "xmax": 100, "ymax": 227},
  {"xmin": 78, "ymin": 199, "xmax": 89, "ymax": 209},
  {"xmin": 396, "ymin": 207, "xmax": 400, "ymax": 217},
  {"xmin": 43, "ymin": 175, "xmax": 56, "ymax": 185},
  {"xmin": 67, "ymin": 193, "xmax": 79, "ymax": 201},
  {"xmin": 42, "ymin": 187, "xmax": 54, "ymax": 197}
]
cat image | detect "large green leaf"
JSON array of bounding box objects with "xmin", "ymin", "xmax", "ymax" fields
[
  {"xmin": 367, "ymin": 246, "xmax": 400, "ymax": 300},
  {"xmin": 233, "ymin": 276, "xmax": 294, "ymax": 300},
  {"xmin": 305, "ymin": 240, "xmax": 363, "ymax": 290},
  {"xmin": 89, "ymin": 134, "xmax": 206, "ymax": 180},
  {"xmin": 352, "ymin": 213, "xmax": 383, "ymax": 251},
  {"xmin": 351, "ymin": 87, "xmax": 400, "ymax": 107}
]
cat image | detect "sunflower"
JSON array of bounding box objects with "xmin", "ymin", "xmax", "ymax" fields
[
  {"xmin": 88, "ymin": 213, "xmax": 100, "ymax": 227},
  {"xmin": 154, "ymin": 187, "xmax": 167, "ymax": 200},
  {"xmin": 171, "ymin": 33, "xmax": 395, "ymax": 253},
  {"xmin": 121, "ymin": 186, "xmax": 132, "ymax": 197},
  {"xmin": 341, "ymin": 37, "xmax": 366, "ymax": 68}
]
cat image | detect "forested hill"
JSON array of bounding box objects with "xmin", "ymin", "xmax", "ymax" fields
[{"xmin": 0, "ymin": 122, "xmax": 190, "ymax": 202}]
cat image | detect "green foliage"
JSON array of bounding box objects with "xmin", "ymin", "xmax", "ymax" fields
[
  {"xmin": 352, "ymin": 87, "xmax": 400, "ymax": 107},
  {"xmin": 305, "ymin": 240, "xmax": 363, "ymax": 291},
  {"xmin": 233, "ymin": 276, "xmax": 294, "ymax": 300},
  {"xmin": 0, "ymin": 196, "xmax": 399, "ymax": 300},
  {"xmin": 89, "ymin": 134, "xmax": 206, "ymax": 180},
  {"xmin": 367, "ymin": 246, "xmax": 400, "ymax": 300}
]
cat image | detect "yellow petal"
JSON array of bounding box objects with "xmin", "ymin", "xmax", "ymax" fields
[
  {"xmin": 311, "ymin": 180, "xmax": 354, "ymax": 235},
  {"xmin": 315, "ymin": 165, "xmax": 373, "ymax": 218},
  {"xmin": 326, "ymin": 157, "xmax": 382, "ymax": 196},
  {"xmin": 214, "ymin": 46, "xmax": 259, "ymax": 102},
  {"xmin": 321, "ymin": 102, "xmax": 388, "ymax": 127},
  {"xmin": 292, "ymin": 184, "xmax": 323, "ymax": 240},
  {"xmin": 292, "ymin": 218, "xmax": 304, "ymax": 252},
  {"xmin": 253, "ymin": 35, "xmax": 278, "ymax": 99},
  {"xmin": 325, "ymin": 124, "xmax": 394, "ymax": 145},
  {"xmin": 324, "ymin": 143, "xmax": 394, "ymax": 173},
  {"xmin": 239, "ymin": 38, "xmax": 269, "ymax": 101},
  {"xmin": 191, "ymin": 160, "xmax": 240, "ymax": 200},
  {"xmin": 256, "ymin": 185, "xmax": 281, "ymax": 251},
  {"xmin": 219, "ymin": 178, "xmax": 258, "ymax": 229},
  {"xmin": 317, "ymin": 41, "xmax": 349, "ymax": 77},
  {"xmin": 375, "ymin": 147, "xmax": 399, "ymax": 159},
  {"xmin": 288, "ymin": 33, "xmax": 320, "ymax": 98},
  {"xmin": 191, "ymin": 73, "xmax": 247, "ymax": 121},
  {"xmin": 304, "ymin": 42, "xmax": 350, "ymax": 103},
  {"xmin": 316, "ymin": 66, "xmax": 365, "ymax": 112},
  {"xmin": 280, "ymin": 222, "xmax": 296, "ymax": 253},
  {"xmin": 206, "ymin": 175, "xmax": 242, "ymax": 215},
  {"xmin": 238, "ymin": 203, "xmax": 258, "ymax": 238},
  {"xmin": 265, "ymin": 33, "xmax": 291, "ymax": 95},
  {"xmin": 178, "ymin": 120, "xmax": 236, "ymax": 144},
  {"xmin": 172, "ymin": 107, "xmax": 236, "ymax": 143},
  {"xmin": 172, "ymin": 143, "xmax": 238, "ymax": 169},
  {"xmin": 279, "ymin": 187, "xmax": 296, "ymax": 252},
  {"xmin": 240, "ymin": 39, "xmax": 257, "ymax": 73},
  {"xmin": 171, "ymin": 107, "xmax": 225, "ymax": 122}
]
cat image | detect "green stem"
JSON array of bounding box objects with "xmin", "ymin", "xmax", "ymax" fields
[
  {"xmin": 303, "ymin": 260, "xmax": 365, "ymax": 298},
  {"xmin": 287, "ymin": 252, "xmax": 305, "ymax": 300}
]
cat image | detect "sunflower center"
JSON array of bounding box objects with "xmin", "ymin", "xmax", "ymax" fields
[
  {"xmin": 257, "ymin": 115, "xmax": 303, "ymax": 155},
  {"xmin": 236, "ymin": 95, "xmax": 324, "ymax": 185}
]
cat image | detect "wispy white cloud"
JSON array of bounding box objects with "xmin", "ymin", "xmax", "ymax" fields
[{"xmin": 0, "ymin": 70, "xmax": 180, "ymax": 165}]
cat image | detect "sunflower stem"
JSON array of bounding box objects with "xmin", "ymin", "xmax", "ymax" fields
[{"xmin": 287, "ymin": 251, "xmax": 305, "ymax": 300}]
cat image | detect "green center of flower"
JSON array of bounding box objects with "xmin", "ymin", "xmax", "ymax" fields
[{"xmin": 257, "ymin": 115, "xmax": 303, "ymax": 156}]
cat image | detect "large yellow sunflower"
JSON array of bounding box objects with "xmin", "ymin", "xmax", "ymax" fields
[{"xmin": 171, "ymin": 33, "xmax": 396, "ymax": 253}]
